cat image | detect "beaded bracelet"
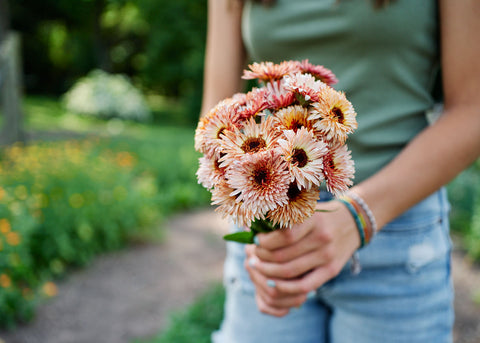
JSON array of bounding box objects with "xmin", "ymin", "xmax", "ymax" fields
[{"xmin": 346, "ymin": 191, "xmax": 378, "ymax": 238}]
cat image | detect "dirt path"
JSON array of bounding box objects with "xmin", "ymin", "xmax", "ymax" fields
[{"xmin": 0, "ymin": 209, "xmax": 479, "ymax": 343}]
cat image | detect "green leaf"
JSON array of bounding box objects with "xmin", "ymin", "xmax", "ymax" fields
[{"xmin": 223, "ymin": 231, "xmax": 254, "ymax": 244}]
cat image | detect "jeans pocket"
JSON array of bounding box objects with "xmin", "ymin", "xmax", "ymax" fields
[{"xmin": 372, "ymin": 212, "xmax": 451, "ymax": 275}]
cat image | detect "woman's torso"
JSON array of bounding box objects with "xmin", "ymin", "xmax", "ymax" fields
[{"xmin": 242, "ymin": 0, "xmax": 440, "ymax": 183}]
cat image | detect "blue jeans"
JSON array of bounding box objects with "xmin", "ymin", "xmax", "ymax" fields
[{"xmin": 212, "ymin": 188, "xmax": 454, "ymax": 343}]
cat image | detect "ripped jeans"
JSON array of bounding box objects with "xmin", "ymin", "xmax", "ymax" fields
[{"xmin": 212, "ymin": 188, "xmax": 454, "ymax": 343}]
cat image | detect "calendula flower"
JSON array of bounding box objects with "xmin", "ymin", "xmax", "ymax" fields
[
  {"xmin": 309, "ymin": 87, "xmax": 358, "ymax": 144},
  {"xmin": 265, "ymin": 80, "xmax": 297, "ymax": 110},
  {"xmin": 220, "ymin": 116, "xmax": 279, "ymax": 167},
  {"xmin": 242, "ymin": 61, "xmax": 300, "ymax": 82},
  {"xmin": 196, "ymin": 152, "xmax": 226, "ymax": 190},
  {"xmin": 277, "ymin": 128, "xmax": 327, "ymax": 189},
  {"xmin": 197, "ymin": 102, "xmax": 240, "ymax": 157},
  {"xmin": 322, "ymin": 143, "xmax": 355, "ymax": 196},
  {"xmin": 268, "ymin": 183, "xmax": 320, "ymax": 228},
  {"xmin": 211, "ymin": 181, "xmax": 262, "ymax": 228},
  {"xmin": 296, "ymin": 59, "xmax": 338, "ymax": 86},
  {"xmin": 283, "ymin": 73, "xmax": 326, "ymax": 103},
  {"xmin": 274, "ymin": 105, "xmax": 316, "ymax": 133},
  {"xmin": 227, "ymin": 149, "xmax": 290, "ymax": 215},
  {"xmin": 237, "ymin": 87, "xmax": 270, "ymax": 121}
]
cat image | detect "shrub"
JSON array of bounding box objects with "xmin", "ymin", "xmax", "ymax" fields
[
  {"xmin": 63, "ymin": 69, "xmax": 151, "ymax": 122},
  {"xmin": 0, "ymin": 139, "xmax": 159, "ymax": 327}
]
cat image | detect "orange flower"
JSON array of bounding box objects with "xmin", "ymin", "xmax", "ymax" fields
[
  {"xmin": 242, "ymin": 61, "xmax": 300, "ymax": 82},
  {"xmin": 42, "ymin": 282, "xmax": 58, "ymax": 297},
  {"xmin": 0, "ymin": 219, "xmax": 11, "ymax": 234},
  {"xmin": 0, "ymin": 274, "xmax": 11, "ymax": 288},
  {"xmin": 6, "ymin": 232, "xmax": 21, "ymax": 246}
]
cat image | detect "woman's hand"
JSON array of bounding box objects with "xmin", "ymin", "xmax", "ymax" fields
[{"xmin": 244, "ymin": 200, "xmax": 360, "ymax": 317}]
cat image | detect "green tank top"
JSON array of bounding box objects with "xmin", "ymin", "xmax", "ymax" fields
[{"xmin": 242, "ymin": 0, "xmax": 440, "ymax": 183}]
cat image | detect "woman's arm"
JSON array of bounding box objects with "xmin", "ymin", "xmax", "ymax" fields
[
  {"xmin": 355, "ymin": 0, "xmax": 480, "ymax": 228},
  {"xmin": 245, "ymin": 0, "xmax": 480, "ymax": 316},
  {"xmin": 201, "ymin": 0, "xmax": 246, "ymax": 116}
]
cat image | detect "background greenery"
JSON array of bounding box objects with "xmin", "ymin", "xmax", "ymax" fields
[
  {"xmin": 0, "ymin": 97, "xmax": 210, "ymax": 327},
  {"xmin": 10, "ymin": 0, "xmax": 207, "ymax": 124}
]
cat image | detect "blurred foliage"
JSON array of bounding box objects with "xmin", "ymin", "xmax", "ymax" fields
[
  {"xmin": 63, "ymin": 69, "xmax": 151, "ymax": 122},
  {"xmin": 0, "ymin": 97, "xmax": 210, "ymax": 328},
  {"xmin": 133, "ymin": 283, "xmax": 225, "ymax": 343},
  {"xmin": 448, "ymin": 160, "xmax": 480, "ymax": 261},
  {"xmin": 10, "ymin": 0, "xmax": 207, "ymax": 124}
]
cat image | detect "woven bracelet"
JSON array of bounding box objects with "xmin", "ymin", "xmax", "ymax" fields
[
  {"xmin": 346, "ymin": 191, "xmax": 378, "ymax": 237},
  {"xmin": 338, "ymin": 198, "xmax": 365, "ymax": 248}
]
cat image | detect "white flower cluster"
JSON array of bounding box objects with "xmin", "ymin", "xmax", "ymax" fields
[{"xmin": 63, "ymin": 69, "xmax": 151, "ymax": 122}]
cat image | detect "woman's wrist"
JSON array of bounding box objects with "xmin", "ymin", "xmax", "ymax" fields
[{"xmin": 339, "ymin": 191, "xmax": 378, "ymax": 248}]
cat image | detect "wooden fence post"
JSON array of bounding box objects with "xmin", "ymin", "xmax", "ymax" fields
[{"xmin": 0, "ymin": 32, "xmax": 25, "ymax": 145}]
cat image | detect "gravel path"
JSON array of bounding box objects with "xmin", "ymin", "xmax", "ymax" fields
[{"xmin": 0, "ymin": 209, "xmax": 479, "ymax": 343}]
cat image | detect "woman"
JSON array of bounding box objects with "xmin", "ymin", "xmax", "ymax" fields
[{"xmin": 201, "ymin": 0, "xmax": 480, "ymax": 342}]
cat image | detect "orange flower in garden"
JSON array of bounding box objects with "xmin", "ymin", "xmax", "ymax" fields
[
  {"xmin": 116, "ymin": 151, "xmax": 135, "ymax": 168},
  {"xmin": 42, "ymin": 281, "xmax": 58, "ymax": 297},
  {"xmin": 6, "ymin": 232, "xmax": 21, "ymax": 246},
  {"xmin": 0, "ymin": 274, "xmax": 11, "ymax": 288},
  {"xmin": 0, "ymin": 219, "xmax": 11, "ymax": 234}
]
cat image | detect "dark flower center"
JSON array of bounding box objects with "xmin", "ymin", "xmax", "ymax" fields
[
  {"xmin": 324, "ymin": 155, "xmax": 336, "ymax": 171},
  {"xmin": 253, "ymin": 167, "xmax": 269, "ymax": 185},
  {"xmin": 288, "ymin": 120, "xmax": 304, "ymax": 132},
  {"xmin": 331, "ymin": 107, "xmax": 345, "ymax": 124},
  {"xmin": 287, "ymin": 183, "xmax": 302, "ymax": 201},
  {"xmin": 292, "ymin": 148, "xmax": 309, "ymax": 168},
  {"xmin": 241, "ymin": 137, "xmax": 267, "ymax": 153}
]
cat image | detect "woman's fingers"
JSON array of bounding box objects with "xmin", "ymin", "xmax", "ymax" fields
[
  {"xmin": 254, "ymin": 221, "xmax": 314, "ymax": 250},
  {"xmin": 254, "ymin": 293, "xmax": 290, "ymax": 317},
  {"xmin": 249, "ymin": 248, "xmax": 329, "ymax": 280},
  {"xmin": 273, "ymin": 262, "xmax": 343, "ymax": 295},
  {"xmin": 246, "ymin": 258, "xmax": 309, "ymax": 314}
]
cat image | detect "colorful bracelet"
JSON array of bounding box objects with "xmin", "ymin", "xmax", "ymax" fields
[
  {"xmin": 339, "ymin": 192, "xmax": 377, "ymax": 248},
  {"xmin": 346, "ymin": 191, "xmax": 378, "ymax": 238},
  {"xmin": 338, "ymin": 198, "xmax": 365, "ymax": 248}
]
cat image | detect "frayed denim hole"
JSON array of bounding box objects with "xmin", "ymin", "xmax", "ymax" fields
[{"xmin": 405, "ymin": 220, "xmax": 450, "ymax": 274}]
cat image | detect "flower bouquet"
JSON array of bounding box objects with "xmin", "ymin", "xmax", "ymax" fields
[{"xmin": 195, "ymin": 60, "xmax": 357, "ymax": 243}]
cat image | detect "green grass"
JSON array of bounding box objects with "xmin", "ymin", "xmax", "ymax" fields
[
  {"xmin": 0, "ymin": 95, "xmax": 212, "ymax": 327},
  {"xmin": 134, "ymin": 284, "xmax": 225, "ymax": 343}
]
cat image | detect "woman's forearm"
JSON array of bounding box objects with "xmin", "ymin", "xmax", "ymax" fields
[
  {"xmin": 353, "ymin": 0, "xmax": 480, "ymax": 230},
  {"xmin": 201, "ymin": 0, "xmax": 246, "ymax": 116},
  {"xmin": 353, "ymin": 106, "xmax": 480, "ymax": 229}
]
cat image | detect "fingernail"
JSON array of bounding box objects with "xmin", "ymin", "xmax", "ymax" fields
[
  {"xmin": 307, "ymin": 290, "xmax": 316, "ymax": 300},
  {"xmin": 253, "ymin": 235, "xmax": 260, "ymax": 246},
  {"xmin": 266, "ymin": 279, "xmax": 276, "ymax": 288},
  {"xmin": 248, "ymin": 257, "xmax": 257, "ymax": 268}
]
